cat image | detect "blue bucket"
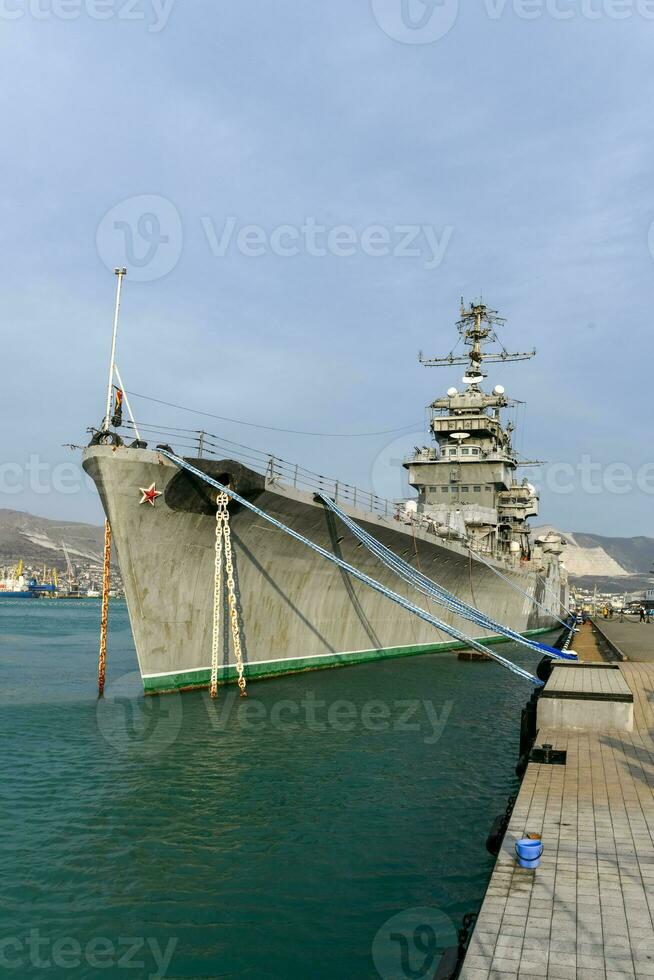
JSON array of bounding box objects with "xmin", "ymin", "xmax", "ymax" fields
[{"xmin": 515, "ymin": 838, "xmax": 543, "ymax": 869}]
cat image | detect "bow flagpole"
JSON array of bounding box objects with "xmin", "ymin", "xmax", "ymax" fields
[{"xmin": 103, "ymin": 267, "xmax": 127, "ymax": 432}]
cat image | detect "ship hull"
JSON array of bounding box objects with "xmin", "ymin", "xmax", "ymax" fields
[{"xmin": 83, "ymin": 445, "xmax": 567, "ymax": 694}]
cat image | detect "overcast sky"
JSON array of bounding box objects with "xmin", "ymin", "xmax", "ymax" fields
[{"xmin": 1, "ymin": 0, "xmax": 652, "ymax": 536}]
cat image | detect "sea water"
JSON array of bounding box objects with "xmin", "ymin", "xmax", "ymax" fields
[{"xmin": 0, "ymin": 599, "xmax": 540, "ymax": 979}]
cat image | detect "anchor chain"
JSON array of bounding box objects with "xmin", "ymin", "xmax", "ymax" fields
[
  {"xmin": 98, "ymin": 519, "xmax": 111, "ymax": 698},
  {"xmin": 210, "ymin": 496, "xmax": 225, "ymax": 699},
  {"xmin": 211, "ymin": 491, "xmax": 247, "ymax": 700}
]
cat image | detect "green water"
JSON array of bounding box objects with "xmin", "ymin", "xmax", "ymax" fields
[{"xmin": 0, "ymin": 599, "xmax": 539, "ymax": 979}]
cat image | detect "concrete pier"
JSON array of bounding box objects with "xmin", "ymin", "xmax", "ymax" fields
[
  {"xmin": 459, "ymin": 661, "xmax": 654, "ymax": 979},
  {"xmin": 537, "ymin": 663, "xmax": 634, "ymax": 734}
]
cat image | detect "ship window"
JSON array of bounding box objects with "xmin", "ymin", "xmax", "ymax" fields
[
  {"xmin": 460, "ymin": 486, "xmax": 469, "ymax": 492},
  {"xmin": 461, "ymin": 448, "xmax": 470, "ymax": 455},
  {"xmin": 473, "ymin": 485, "xmax": 481, "ymax": 492},
  {"xmin": 441, "ymin": 487, "xmax": 449, "ymax": 493},
  {"xmin": 471, "ymin": 448, "xmax": 480, "ymax": 456}
]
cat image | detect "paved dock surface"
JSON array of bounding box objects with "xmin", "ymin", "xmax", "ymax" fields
[
  {"xmin": 594, "ymin": 617, "xmax": 654, "ymax": 664},
  {"xmin": 572, "ymin": 620, "xmax": 613, "ymax": 663},
  {"xmin": 459, "ymin": 662, "xmax": 654, "ymax": 980}
]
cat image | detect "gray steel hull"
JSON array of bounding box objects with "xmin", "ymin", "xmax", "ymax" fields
[{"xmin": 83, "ymin": 445, "xmax": 566, "ymax": 693}]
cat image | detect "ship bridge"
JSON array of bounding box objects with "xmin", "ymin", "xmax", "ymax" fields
[{"xmin": 404, "ymin": 299, "xmax": 542, "ymax": 562}]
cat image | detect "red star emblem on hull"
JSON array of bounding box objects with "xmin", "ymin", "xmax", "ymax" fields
[{"xmin": 139, "ymin": 483, "xmax": 162, "ymax": 507}]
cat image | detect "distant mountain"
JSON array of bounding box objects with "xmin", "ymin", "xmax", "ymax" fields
[
  {"xmin": 566, "ymin": 532, "xmax": 654, "ymax": 576},
  {"xmin": 535, "ymin": 526, "xmax": 654, "ymax": 593},
  {"xmin": 0, "ymin": 509, "xmax": 104, "ymax": 568}
]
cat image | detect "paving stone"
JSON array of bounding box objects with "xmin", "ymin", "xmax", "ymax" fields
[{"xmin": 458, "ymin": 663, "xmax": 654, "ymax": 980}]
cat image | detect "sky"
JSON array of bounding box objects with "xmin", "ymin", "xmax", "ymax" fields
[{"xmin": 1, "ymin": 0, "xmax": 653, "ymax": 536}]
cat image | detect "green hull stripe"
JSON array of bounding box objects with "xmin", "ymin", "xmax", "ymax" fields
[{"xmin": 142, "ymin": 628, "xmax": 556, "ymax": 694}]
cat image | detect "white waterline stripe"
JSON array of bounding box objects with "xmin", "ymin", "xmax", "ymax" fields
[{"xmin": 141, "ymin": 629, "xmax": 550, "ymax": 679}]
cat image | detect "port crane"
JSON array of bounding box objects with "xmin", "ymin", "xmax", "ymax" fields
[{"xmin": 61, "ymin": 540, "xmax": 77, "ymax": 590}]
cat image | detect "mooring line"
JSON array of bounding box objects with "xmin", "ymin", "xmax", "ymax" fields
[{"xmin": 317, "ymin": 494, "xmax": 576, "ymax": 661}]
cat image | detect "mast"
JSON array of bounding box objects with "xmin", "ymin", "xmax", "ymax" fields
[
  {"xmin": 419, "ymin": 299, "xmax": 536, "ymax": 383},
  {"xmin": 102, "ymin": 267, "xmax": 127, "ymax": 432}
]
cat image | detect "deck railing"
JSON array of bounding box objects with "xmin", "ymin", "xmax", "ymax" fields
[{"xmin": 122, "ymin": 422, "xmax": 397, "ymax": 518}]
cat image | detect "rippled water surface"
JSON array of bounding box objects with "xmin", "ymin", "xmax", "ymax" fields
[{"xmin": 0, "ymin": 599, "xmax": 543, "ymax": 979}]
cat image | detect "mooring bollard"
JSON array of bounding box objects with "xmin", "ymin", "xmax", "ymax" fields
[{"xmin": 515, "ymin": 837, "xmax": 543, "ymax": 869}]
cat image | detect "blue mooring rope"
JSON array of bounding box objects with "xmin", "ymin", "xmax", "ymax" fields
[
  {"xmin": 317, "ymin": 494, "xmax": 577, "ymax": 662},
  {"xmin": 468, "ymin": 546, "xmax": 572, "ymax": 631},
  {"xmin": 160, "ymin": 451, "xmax": 544, "ymax": 687}
]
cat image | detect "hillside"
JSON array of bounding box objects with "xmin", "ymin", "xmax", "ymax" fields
[
  {"xmin": 0, "ymin": 509, "xmax": 105, "ymax": 568},
  {"xmin": 534, "ymin": 526, "xmax": 654, "ymax": 593}
]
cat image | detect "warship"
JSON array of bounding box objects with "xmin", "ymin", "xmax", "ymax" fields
[{"xmin": 83, "ymin": 289, "xmax": 568, "ymax": 694}]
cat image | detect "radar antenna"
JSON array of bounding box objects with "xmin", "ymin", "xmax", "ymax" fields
[{"xmin": 419, "ymin": 299, "xmax": 536, "ymax": 383}]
